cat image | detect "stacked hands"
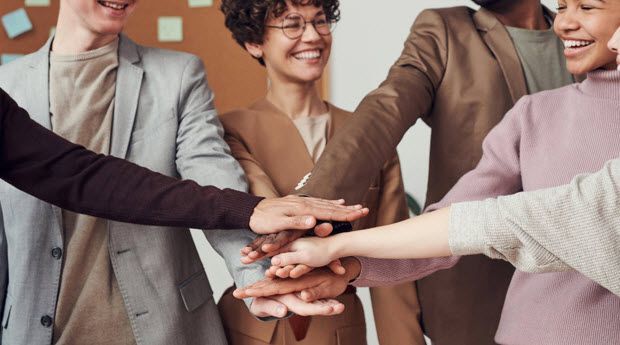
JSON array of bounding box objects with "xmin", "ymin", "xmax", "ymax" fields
[{"xmin": 241, "ymin": 198, "xmax": 367, "ymax": 317}]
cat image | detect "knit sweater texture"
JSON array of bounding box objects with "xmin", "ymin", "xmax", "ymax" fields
[{"xmin": 354, "ymin": 70, "xmax": 620, "ymax": 344}]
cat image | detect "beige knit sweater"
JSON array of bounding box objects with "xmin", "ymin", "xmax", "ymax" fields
[{"xmin": 450, "ymin": 157, "xmax": 620, "ymax": 297}]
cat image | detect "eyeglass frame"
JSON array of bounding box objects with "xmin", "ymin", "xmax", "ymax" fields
[{"xmin": 265, "ymin": 12, "xmax": 336, "ymax": 40}]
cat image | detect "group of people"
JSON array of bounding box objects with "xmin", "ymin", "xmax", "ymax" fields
[{"xmin": 0, "ymin": 0, "xmax": 619, "ymax": 345}]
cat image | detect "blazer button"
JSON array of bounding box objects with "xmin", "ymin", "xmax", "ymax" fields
[
  {"xmin": 51, "ymin": 247, "xmax": 63, "ymax": 260},
  {"xmin": 40, "ymin": 315, "xmax": 53, "ymax": 328}
]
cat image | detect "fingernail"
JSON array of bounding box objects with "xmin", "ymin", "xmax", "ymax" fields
[
  {"xmin": 277, "ymin": 306, "xmax": 286, "ymax": 316},
  {"xmin": 272, "ymin": 257, "xmax": 280, "ymax": 265},
  {"xmin": 304, "ymin": 216, "xmax": 314, "ymax": 226}
]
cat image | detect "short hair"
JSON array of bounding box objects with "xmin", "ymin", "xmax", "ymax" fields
[{"xmin": 221, "ymin": 0, "xmax": 341, "ymax": 65}]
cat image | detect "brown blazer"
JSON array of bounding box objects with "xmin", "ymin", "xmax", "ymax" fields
[
  {"xmin": 219, "ymin": 99, "xmax": 425, "ymax": 345},
  {"xmin": 296, "ymin": 6, "xmax": 572, "ymax": 345}
]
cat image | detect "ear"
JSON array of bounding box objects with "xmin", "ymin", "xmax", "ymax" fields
[{"xmin": 245, "ymin": 42, "xmax": 264, "ymax": 59}]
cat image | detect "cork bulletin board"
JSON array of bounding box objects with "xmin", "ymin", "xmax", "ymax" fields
[{"xmin": 0, "ymin": 1, "xmax": 330, "ymax": 112}]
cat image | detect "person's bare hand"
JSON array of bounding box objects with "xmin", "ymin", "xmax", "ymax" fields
[
  {"xmin": 235, "ymin": 258, "xmax": 361, "ymax": 302},
  {"xmin": 249, "ymin": 293, "xmax": 344, "ymax": 317},
  {"xmin": 271, "ymin": 293, "xmax": 345, "ymax": 316},
  {"xmin": 249, "ymin": 296, "xmax": 288, "ymax": 318},
  {"xmin": 248, "ymin": 195, "xmax": 368, "ymax": 235},
  {"xmin": 265, "ymin": 260, "xmax": 345, "ymax": 279},
  {"xmin": 240, "ymin": 221, "xmax": 335, "ymax": 264}
]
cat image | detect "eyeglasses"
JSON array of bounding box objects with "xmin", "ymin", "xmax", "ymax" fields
[{"xmin": 265, "ymin": 13, "xmax": 335, "ymax": 40}]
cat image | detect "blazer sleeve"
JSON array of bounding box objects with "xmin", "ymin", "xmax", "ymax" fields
[
  {"xmin": 0, "ymin": 87, "xmax": 261, "ymax": 230},
  {"xmin": 297, "ymin": 9, "xmax": 448, "ymax": 202},
  {"xmin": 354, "ymin": 97, "xmax": 527, "ymax": 287},
  {"xmin": 224, "ymin": 133, "xmax": 280, "ymax": 199},
  {"xmin": 170, "ymin": 57, "xmax": 269, "ymax": 304},
  {"xmin": 448, "ymin": 157, "xmax": 620, "ymax": 296},
  {"xmin": 369, "ymin": 154, "xmax": 426, "ymax": 345}
]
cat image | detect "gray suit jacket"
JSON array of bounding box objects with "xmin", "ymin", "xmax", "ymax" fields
[{"xmin": 0, "ymin": 35, "xmax": 267, "ymax": 345}]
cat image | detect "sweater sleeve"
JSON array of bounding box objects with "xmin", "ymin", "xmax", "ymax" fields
[
  {"xmin": 448, "ymin": 157, "xmax": 620, "ymax": 296},
  {"xmin": 354, "ymin": 98, "xmax": 528, "ymax": 287},
  {"xmin": 0, "ymin": 88, "xmax": 262, "ymax": 229}
]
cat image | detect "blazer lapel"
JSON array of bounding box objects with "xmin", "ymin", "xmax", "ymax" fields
[
  {"xmin": 328, "ymin": 104, "xmax": 348, "ymax": 140},
  {"xmin": 250, "ymin": 99, "xmax": 315, "ymax": 193},
  {"xmin": 111, "ymin": 35, "xmax": 144, "ymax": 159},
  {"xmin": 26, "ymin": 37, "xmax": 63, "ymax": 229},
  {"xmin": 26, "ymin": 37, "xmax": 53, "ymax": 129},
  {"xmin": 474, "ymin": 8, "xmax": 528, "ymax": 103}
]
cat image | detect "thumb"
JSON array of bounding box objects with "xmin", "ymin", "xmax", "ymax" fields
[{"xmin": 313, "ymin": 222, "xmax": 333, "ymax": 237}]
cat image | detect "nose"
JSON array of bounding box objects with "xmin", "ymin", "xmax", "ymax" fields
[
  {"xmin": 554, "ymin": 9, "xmax": 580, "ymax": 34},
  {"xmin": 608, "ymin": 27, "xmax": 620, "ymax": 53},
  {"xmin": 301, "ymin": 22, "xmax": 321, "ymax": 42}
]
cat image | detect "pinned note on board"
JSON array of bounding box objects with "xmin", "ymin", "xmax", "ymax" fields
[
  {"xmin": 25, "ymin": 0, "xmax": 51, "ymax": 7},
  {"xmin": 0, "ymin": 54, "xmax": 25, "ymax": 65},
  {"xmin": 158, "ymin": 17, "xmax": 183, "ymax": 42},
  {"xmin": 188, "ymin": 0, "xmax": 213, "ymax": 7},
  {"xmin": 1, "ymin": 8, "xmax": 33, "ymax": 39}
]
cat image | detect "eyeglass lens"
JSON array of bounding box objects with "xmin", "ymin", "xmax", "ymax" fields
[{"xmin": 282, "ymin": 13, "xmax": 332, "ymax": 38}]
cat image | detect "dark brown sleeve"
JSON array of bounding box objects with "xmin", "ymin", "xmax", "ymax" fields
[
  {"xmin": 0, "ymin": 88, "xmax": 262, "ymax": 229},
  {"xmin": 297, "ymin": 9, "xmax": 448, "ymax": 203}
]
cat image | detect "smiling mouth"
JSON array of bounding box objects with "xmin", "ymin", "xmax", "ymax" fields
[
  {"xmin": 563, "ymin": 39, "xmax": 594, "ymax": 49},
  {"xmin": 97, "ymin": 1, "xmax": 129, "ymax": 10},
  {"xmin": 292, "ymin": 49, "xmax": 322, "ymax": 61}
]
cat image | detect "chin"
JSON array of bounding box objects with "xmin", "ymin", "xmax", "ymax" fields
[{"xmin": 94, "ymin": 23, "xmax": 125, "ymax": 35}]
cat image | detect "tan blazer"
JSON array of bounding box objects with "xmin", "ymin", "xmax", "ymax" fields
[
  {"xmin": 297, "ymin": 6, "xmax": 576, "ymax": 345},
  {"xmin": 218, "ymin": 99, "xmax": 425, "ymax": 345}
]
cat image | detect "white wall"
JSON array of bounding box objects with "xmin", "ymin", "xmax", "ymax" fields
[{"xmin": 195, "ymin": 1, "xmax": 557, "ymax": 345}]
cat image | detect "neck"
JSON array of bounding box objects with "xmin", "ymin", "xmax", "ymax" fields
[
  {"xmin": 266, "ymin": 79, "xmax": 327, "ymax": 119},
  {"xmin": 52, "ymin": 6, "xmax": 118, "ymax": 53},
  {"xmin": 487, "ymin": 1, "xmax": 549, "ymax": 30}
]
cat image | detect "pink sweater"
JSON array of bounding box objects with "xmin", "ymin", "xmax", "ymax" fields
[{"xmin": 354, "ymin": 70, "xmax": 620, "ymax": 344}]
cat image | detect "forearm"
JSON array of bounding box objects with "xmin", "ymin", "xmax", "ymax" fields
[
  {"xmin": 331, "ymin": 209, "xmax": 457, "ymax": 287},
  {"xmin": 332, "ymin": 208, "xmax": 452, "ymax": 260},
  {"xmin": 0, "ymin": 90, "xmax": 262, "ymax": 229}
]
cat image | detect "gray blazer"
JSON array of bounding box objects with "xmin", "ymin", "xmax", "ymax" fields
[{"xmin": 0, "ymin": 35, "xmax": 267, "ymax": 345}]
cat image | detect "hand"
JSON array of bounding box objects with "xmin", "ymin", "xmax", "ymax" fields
[
  {"xmin": 248, "ymin": 195, "xmax": 368, "ymax": 235},
  {"xmin": 272, "ymin": 293, "xmax": 345, "ymax": 316},
  {"xmin": 265, "ymin": 259, "xmax": 345, "ymax": 279},
  {"xmin": 267, "ymin": 236, "xmax": 338, "ymax": 269},
  {"xmin": 249, "ymin": 293, "xmax": 345, "ymax": 317},
  {"xmin": 236, "ymin": 258, "xmax": 361, "ymax": 302}
]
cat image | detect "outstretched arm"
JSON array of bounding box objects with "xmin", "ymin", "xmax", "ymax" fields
[{"xmin": 0, "ymin": 88, "xmax": 365, "ymax": 232}]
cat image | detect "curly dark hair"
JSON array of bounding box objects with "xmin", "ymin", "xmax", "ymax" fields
[{"xmin": 221, "ymin": 0, "xmax": 341, "ymax": 65}]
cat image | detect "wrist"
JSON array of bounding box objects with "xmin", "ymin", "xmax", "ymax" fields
[{"xmin": 327, "ymin": 233, "xmax": 347, "ymax": 261}]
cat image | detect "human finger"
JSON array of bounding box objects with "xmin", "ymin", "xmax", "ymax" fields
[
  {"xmin": 289, "ymin": 264, "xmax": 314, "ymax": 279},
  {"xmin": 249, "ymin": 297, "xmax": 288, "ymax": 318}
]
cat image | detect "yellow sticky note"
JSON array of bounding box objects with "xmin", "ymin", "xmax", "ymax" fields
[
  {"xmin": 158, "ymin": 17, "xmax": 183, "ymax": 42},
  {"xmin": 25, "ymin": 0, "xmax": 51, "ymax": 7},
  {"xmin": 188, "ymin": 0, "xmax": 213, "ymax": 7}
]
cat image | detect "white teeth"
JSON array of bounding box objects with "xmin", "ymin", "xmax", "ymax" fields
[
  {"xmin": 99, "ymin": 1, "xmax": 127, "ymax": 10},
  {"xmin": 563, "ymin": 40, "xmax": 593, "ymax": 48},
  {"xmin": 293, "ymin": 50, "xmax": 321, "ymax": 60}
]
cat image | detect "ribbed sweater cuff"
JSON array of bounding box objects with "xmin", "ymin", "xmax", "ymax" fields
[
  {"xmin": 351, "ymin": 256, "xmax": 374, "ymax": 287},
  {"xmin": 218, "ymin": 189, "xmax": 264, "ymax": 229},
  {"xmin": 448, "ymin": 200, "xmax": 504, "ymax": 257}
]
